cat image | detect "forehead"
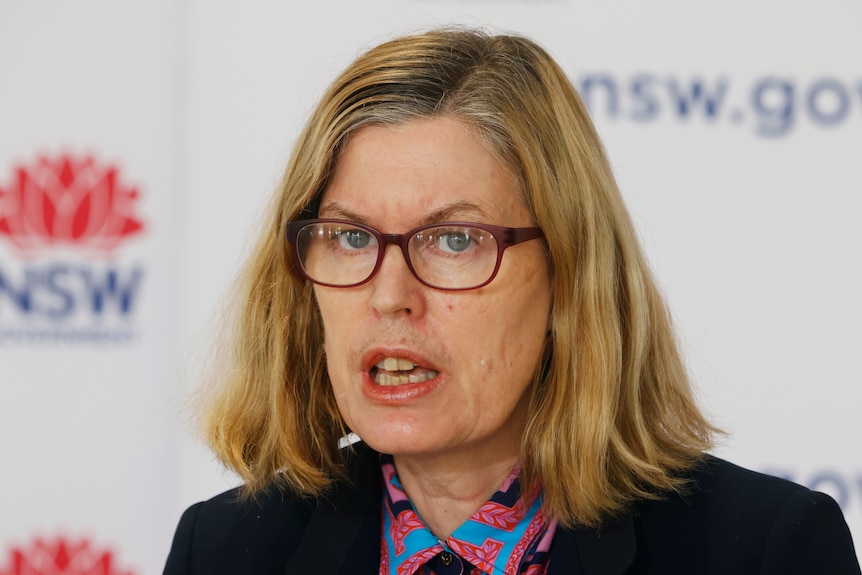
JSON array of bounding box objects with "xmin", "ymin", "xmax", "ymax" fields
[{"xmin": 319, "ymin": 117, "xmax": 530, "ymax": 228}]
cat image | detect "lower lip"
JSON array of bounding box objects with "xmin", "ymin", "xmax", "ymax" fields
[{"xmin": 361, "ymin": 371, "xmax": 442, "ymax": 404}]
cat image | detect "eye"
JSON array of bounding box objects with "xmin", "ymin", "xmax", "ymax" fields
[
  {"xmin": 438, "ymin": 230, "xmax": 473, "ymax": 253},
  {"xmin": 337, "ymin": 228, "xmax": 372, "ymax": 250}
]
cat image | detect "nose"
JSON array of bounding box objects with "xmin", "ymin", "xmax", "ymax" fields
[{"xmin": 368, "ymin": 243, "xmax": 425, "ymax": 317}]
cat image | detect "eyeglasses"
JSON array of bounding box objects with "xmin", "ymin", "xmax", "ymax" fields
[{"xmin": 285, "ymin": 219, "xmax": 544, "ymax": 290}]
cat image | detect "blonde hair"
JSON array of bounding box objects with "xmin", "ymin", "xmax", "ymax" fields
[{"xmin": 204, "ymin": 28, "xmax": 717, "ymax": 528}]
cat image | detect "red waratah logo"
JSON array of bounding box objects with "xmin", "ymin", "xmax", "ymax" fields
[
  {"xmin": 0, "ymin": 536, "xmax": 136, "ymax": 575},
  {"xmin": 0, "ymin": 154, "xmax": 144, "ymax": 251}
]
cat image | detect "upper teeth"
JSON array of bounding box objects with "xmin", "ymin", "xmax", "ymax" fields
[{"xmin": 376, "ymin": 357, "xmax": 416, "ymax": 371}]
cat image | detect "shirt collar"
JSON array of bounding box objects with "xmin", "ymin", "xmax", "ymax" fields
[{"xmin": 379, "ymin": 453, "xmax": 556, "ymax": 575}]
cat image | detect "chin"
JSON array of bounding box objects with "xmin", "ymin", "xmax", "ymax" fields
[{"xmin": 354, "ymin": 425, "xmax": 441, "ymax": 457}]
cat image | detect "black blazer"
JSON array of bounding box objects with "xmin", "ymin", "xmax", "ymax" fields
[{"xmin": 164, "ymin": 444, "xmax": 860, "ymax": 574}]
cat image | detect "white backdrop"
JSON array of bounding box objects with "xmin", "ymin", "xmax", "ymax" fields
[{"xmin": 1, "ymin": 1, "xmax": 859, "ymax": 573}]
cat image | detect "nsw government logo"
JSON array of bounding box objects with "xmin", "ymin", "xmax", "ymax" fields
[
  {"xmin": 0, "ymin": 535, "xmax": 136, "ymax": 575},
  {"xmin": 0, "ymin": 153, "xmax": 146, "ymax": 344}
]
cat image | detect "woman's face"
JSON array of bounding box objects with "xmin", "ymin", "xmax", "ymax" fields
[{"xmin": 314, "ymin": 117, "xmax": 552, "ymax": 462}]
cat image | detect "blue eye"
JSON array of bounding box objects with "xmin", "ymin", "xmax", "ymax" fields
[
  {"xmin": 441, "ymin": 231, "xmax": 472, "ymax": 253},
  {"xmin": 337, "ymin": 229, "xmax": 372, "ymax": 250}
]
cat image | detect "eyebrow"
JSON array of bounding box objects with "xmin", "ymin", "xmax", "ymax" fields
[
  {"xmin": 317, "ymin": 200, "xmax": 492, "ymax": 227},
  {"xmin": 316, "ymin": 203, "xmax": 369, "ymax": 223}
]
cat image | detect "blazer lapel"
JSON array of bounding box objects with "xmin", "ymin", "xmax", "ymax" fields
[
  {"xmin": 285, "ymin": 444, "xmax": 382, "ymax": 575},
  {"xmin": 548, "ymin": 514, "xmax": 636, "ymax": 575}
]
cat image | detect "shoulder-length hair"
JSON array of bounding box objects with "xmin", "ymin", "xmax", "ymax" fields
[{"xmin": 204, "ymin": 28, "xmax": 717, "ymax": 528}]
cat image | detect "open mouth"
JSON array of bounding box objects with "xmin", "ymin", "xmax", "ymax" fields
[{"xmin": 372, "ymin": 357, "xmax": 440, "ymax": 386}]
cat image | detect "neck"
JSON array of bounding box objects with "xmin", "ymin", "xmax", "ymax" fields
[{"xmin": 393, "ymin": 446, "xmax": 520, "ymax": 540}]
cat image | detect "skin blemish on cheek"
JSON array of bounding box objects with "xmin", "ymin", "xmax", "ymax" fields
[{"xmin": 479, "ymin": 357, "xmax": 495, "ymax": 374}]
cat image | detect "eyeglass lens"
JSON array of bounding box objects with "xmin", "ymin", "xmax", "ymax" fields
[{"xmin": 295, "ymin": 222, "xmax": 500, "ymax": 289}]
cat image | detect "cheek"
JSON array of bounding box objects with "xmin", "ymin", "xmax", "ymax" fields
[
  {"xmin": 464, "ymin": 297, "xmax": 524, "ymax": 374},
  {"xmin": 492, "ymin": 289, "xmax": 551, "ymax": 378},
  {"xmin": 315, "ymin": 291, "xmax": 352, "ymax": 378},
  {"xmin": 315, "ymin": 288, "xmax": 357, "ymax": 336},
  {"xmin": 325, "ymin": 334, "xmax": 354, "ymax": 384}
]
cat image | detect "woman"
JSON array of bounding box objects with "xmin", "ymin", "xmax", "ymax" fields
[{"xmin": 164, "ymin": 29, "xmax": 859, "ymax": 574}]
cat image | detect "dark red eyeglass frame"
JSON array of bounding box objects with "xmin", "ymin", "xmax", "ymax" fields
[{"xmin": 285, "ymin": 218, "xmax": 544, "ymax": 290}]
